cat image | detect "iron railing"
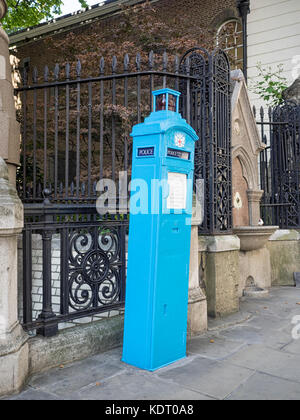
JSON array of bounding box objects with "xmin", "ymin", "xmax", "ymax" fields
[
  {"xmin": 16, "ymin": 52, "xmax": 196, "ymax": 203},
  {"xmin": 180, "ymin": 48, "xmax": 232, "ymax": 234},
  {"xmin": 21, "ymin": 201, "xmax": 128, "ymax": 337},
  {"xmin": 15, "ymin": 48, "xmax": 232, "ymax": 336},
  {"xmin": 256, "ymin": 103, "xmax": 300, "ymax": 228}
]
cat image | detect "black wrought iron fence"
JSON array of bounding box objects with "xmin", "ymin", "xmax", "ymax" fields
[
  {"xmin": 22, "ymin": 203, "xmax": 127, "ymax": 337},
  {"xmin": 16, "ymin": 52, "xmax": 195, "ymax": 203},
  {"xmin": 15, "ymin": 47, "xmax": 232, "ymax": 336},
  {"xmin": 180, "ymin": 48, "xmax": 232, "ymax": 234},
  {"xmin": 256, "ymin": 103, "xmax": 300, "ymax": 228}
]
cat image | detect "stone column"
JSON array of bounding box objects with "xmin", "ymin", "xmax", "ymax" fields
[
  {"xmin": 0, "ymin": 0, "xmax": 20, "ymax": 186},
  {"xmin": 0, "ymin": 158, "xmax": 28, "ymax": 396},
  {"xmin": 0, "ymin": 2, "xmax": 29, "ymax": 396},
  {"xmin": 247, "ymin": 190, "xmax": 264, "ymax": 226}
]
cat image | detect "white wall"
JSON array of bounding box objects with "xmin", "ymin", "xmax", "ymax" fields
[{"xmin": 247, "ymin": 0, "xmax": 300, "ymax": 110}]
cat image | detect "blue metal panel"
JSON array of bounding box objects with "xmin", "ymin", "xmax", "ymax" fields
[{"xmin": 122, "ymin": 89, "xmax": 198, "ymax": 371}]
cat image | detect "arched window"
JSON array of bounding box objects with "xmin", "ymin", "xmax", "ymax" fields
[{"xmin": 217, "ymin": 19, "xmax": 243, "ymax": 70}]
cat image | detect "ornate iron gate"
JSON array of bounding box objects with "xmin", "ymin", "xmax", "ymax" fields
[
  {"xmin": 180, "ymin": 48, "xmax": 232, "ymax": 234},
  {"xmin": 15, "ymin": 47, "xmax": 232, "ymax": 336},
  {"xmin": 257, "ymin": 103, "xmax": 300, "ymax": 228}
]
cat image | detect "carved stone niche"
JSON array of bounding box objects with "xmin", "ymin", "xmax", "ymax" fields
[{"xmin": 231, "ymin": 70, "xmax": 265, "ymax": 227}]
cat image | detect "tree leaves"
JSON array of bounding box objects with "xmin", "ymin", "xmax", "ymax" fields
[
  {"xmin": 2, "ymin": 0, "xmax": 88, "ymax": 33},
  {"xmin": 250, "ymin": 62, "xmax": 288, "ymax": 107}
]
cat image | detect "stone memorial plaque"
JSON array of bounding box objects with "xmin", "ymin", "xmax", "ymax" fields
[{"xmin": 167, "ymin": 172, "xmax": 187, "ymax": 210}]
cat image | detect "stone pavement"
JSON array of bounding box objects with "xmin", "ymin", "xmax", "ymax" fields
[{"xmin": 3, "ymin": 287, "xmax": 300, "ymax": 400}]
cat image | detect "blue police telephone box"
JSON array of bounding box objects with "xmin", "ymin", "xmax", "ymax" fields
[{"xmin": 122, "ymin": 88, "xmax": 198, "ymax": 371}]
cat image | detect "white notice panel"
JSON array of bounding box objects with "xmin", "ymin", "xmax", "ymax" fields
[{"xmin": 167, "ymin": 172, "xmax": 187, "ymax": 210}]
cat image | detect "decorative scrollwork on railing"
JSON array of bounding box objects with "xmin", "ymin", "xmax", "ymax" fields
[
  {"xmin": 69, "ymin": 272, "xmax": 94, "ymax": 311},
  {"xmin": 68, "ymin": 226, "xmax": 121, "ymax": 312},
  {"xmin": 98, "ymin": 229, "xmax": 120, "ymax": 263},
  {"xmin": 83, "ymin": 250, "xmax": 110, "ymax": 283},
  {"xmin": 178, "ymin": 48, "xmax": 232, "ymax": 234},
  {"xmin": 98, "ymin": 268, "xmax": 120, "ymax": 306}
]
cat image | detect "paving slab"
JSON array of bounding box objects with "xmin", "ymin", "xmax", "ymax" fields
[
  {"xmin": 187, "ymin": 334, "xmax": 246, "ymax": 360},
  {"xmin": 240, "ymin": 288, "xmax": 300, "ymax": 319},
  {"xmin": 157, "ymin": 356, "xmax": 254, "ymax": 400},
  {"xmin": 245, "ymin": 314, "xmax": 289, "ymax": 332},
  {"xmin": 207, "ymin": 311, "xmax": 252, "ymax": 331},
  {"xmin": 7, "ymin": 388, "xmax": 63, "ymax": 400},
  {"xmin": 78, "ymin": 371, "xmax": 213, "ymax": 401},
  {"xmin": 35, "ymin": 361, "xmax": 124, "ymax": 398},
  {"xmin": 264, "ymin": 332, "xmax": 295, "ymax": 351},
  {"xmin": 219, "ymin": 326, "xmax": 264, "ymax": 345},
  {"xmin": 219, "ymin": 324, "xmax": 293, "ymax": 350},
  {"xmin": 28, "ymin": 355, "xmax": 115, "ymax": 388},
  {"xmin": 227, "ymin": 372, "xmax": 300, "ymax": 400},
  {"xmin": 4, "ymin": 287, "xmax": 300, "ymax": 400},
  {"xmin": 226, "ymin": 344, "xmax": 300, "ymax": 383},
  {"xmin": 280, "ymin": 337, "xmax": 300, "ymax": 355}
]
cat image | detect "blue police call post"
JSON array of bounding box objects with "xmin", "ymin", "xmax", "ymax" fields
[{"xmin": 122, "ymin": 88, "xmax": 199, "ymax": 371}]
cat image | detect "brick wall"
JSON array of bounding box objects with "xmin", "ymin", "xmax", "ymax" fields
[{"xmin": 13, "ymin": 0, "xmax": 239, "ymax": 72}]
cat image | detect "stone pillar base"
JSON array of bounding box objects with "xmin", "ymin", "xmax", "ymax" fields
[
  {"xmin": 267, "ymin": 230, "xmax": 300, "ymax": 286},
  {"xmin": 0, "ymin": 323, "xmax": 28, "ymax": 396},
  {"xmin": 199, "ymin": 235, "xmax": 240, "ymax": 318},
  {"xmin": 188, "ymin": 221, "xmax": 208, "ymax": 337},
  {"xmin": 187, "ymin": 288, "xmax": 207, "ymax": 337}
]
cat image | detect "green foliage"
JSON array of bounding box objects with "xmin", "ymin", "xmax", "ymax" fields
[
  {"xmin": 250, "ymin": 62, "xmax": 288, "ymax": 107},
  {"xmin": 16, "ymin": 154, "xmax": 43, "ymax": 191},
  {"xmin": 2, "ymin": 0, "xmax": 88, "ymax": 33}
]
